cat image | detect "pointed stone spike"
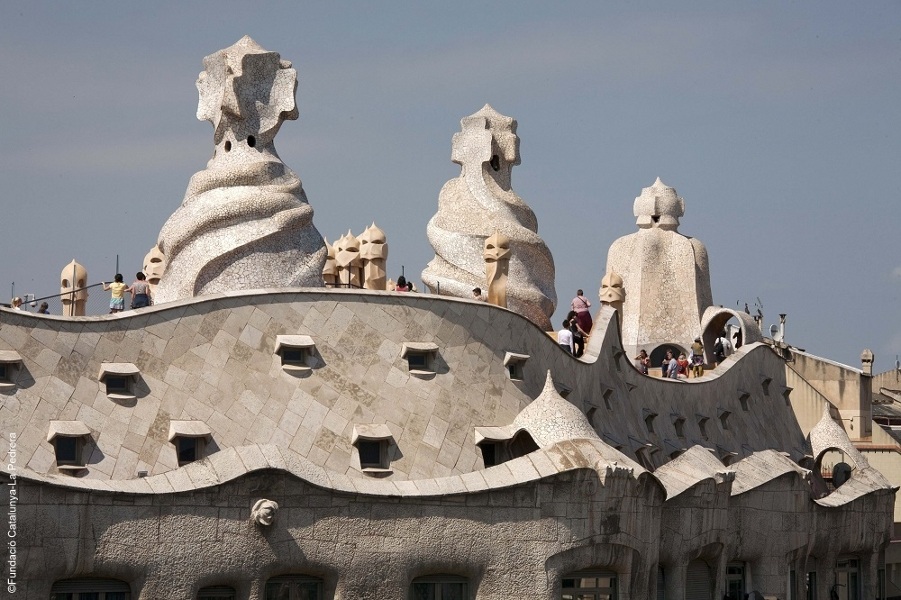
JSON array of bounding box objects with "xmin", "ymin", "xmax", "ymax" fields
[{"xmin": 542, "ymin": 370, "xmax": 557, "ymax": 395}]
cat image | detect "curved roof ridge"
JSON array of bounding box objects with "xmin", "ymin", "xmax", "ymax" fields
[
  {"xmin": 0, "ymin": 438, "xmax": 647, "ymax": 497},
  {"xmin": 653, "ymin": 445, "xmax": 734, "ymax": 499},
  {"xmin": 560, "ymin": 437, "xmax": 647, "ymax": 477},
  {"xmin": 814, "ymin": 473, "xmax": 897, "ymax": 507},
  {"xmin": 730, "ymin": 449, "xmax": 809, "ymax": 496}
]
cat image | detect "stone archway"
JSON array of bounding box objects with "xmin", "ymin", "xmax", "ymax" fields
[
  {"xmin": 650, "ymin": 344, "xmax": 686, "ymax": 377},
  {"xmin": 699, "ymin": 308, "xmax": 763, "ymax": 364}
]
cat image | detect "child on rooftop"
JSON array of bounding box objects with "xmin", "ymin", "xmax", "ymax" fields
[{"xmin": 102, "ymin": 274, "xmax": 128, "ymax": 313}]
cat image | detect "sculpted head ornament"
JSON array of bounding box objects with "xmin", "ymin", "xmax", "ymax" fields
[
  {"xmin": 251, "ymin": 499, "xmax": 279, "ymax": 526},
  {"xmin": 600, "ymin": 271, "xmax": 625, "ymax": 304},
  {"xmin": 483, "ymin": 230, "xmax": 512, "ymax": 263},
  {"xmin": 196, "ymin": 35, "xmax": 298, "ymax": 146},
  {"xmin": 142, "ymin": 245, "xmax": 167, "ymax": 286},
  {"xmin": 358, "ymin": 223, "xmax": 388, "ymax": 290},
  {"xmin": 335, "ymin": 231, "xmax": 361, "ymax": 268},
  {"xmin": 334, "ymin": 230, "xmax": 362, "ymax": 287},
  {"xmin": 359, "ymin": 222, "xmax": 388, "ymax": 261},
  {"xmin": 633, "ymin": 177, "xmax": 684, "ymax": 231},
  {"xmin": 451, "ymin": 104, "xmax": 520, "ymax": 171}
]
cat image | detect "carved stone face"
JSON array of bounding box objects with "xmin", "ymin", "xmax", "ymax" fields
[
  {"xmin": 335, "ymin": 232, "xmax": 361, "ymax": 268},
  {"xmin": 359, "ymin": 224, "xmax": 388, "ymax": 262},
  {"xmin": 600, "ymin": 272, "xmax": 625, "ymax": 303},
  {"xmin": 251, "ymin": 499, "xmax": 279, "ymax": 526},
  {"xmin": 483, "ymin": 231, "xmax": 512, "ymax": 263},
  {"xmin": 143, "ymin": 245, "xmax": 167, "ymax": 285}
]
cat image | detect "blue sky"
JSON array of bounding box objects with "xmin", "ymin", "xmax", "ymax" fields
[{"xmin": 1, "ymin": 2, "xmax": 899, "ymax": 369}]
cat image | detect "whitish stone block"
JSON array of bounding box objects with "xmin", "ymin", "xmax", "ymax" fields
[
  {"xmin": 421, "ymin": 104, "xmax": 556, "ymax": 330},
  {"xmin": 155, "ymin": 36, "xmax": 326, "ymax": 303},
  {"xmin": 605, "ymin": 178, "xmax": 712, "ymax": 355}
]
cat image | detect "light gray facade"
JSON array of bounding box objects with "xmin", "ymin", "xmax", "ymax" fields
[{"xmin": 0, "ymin": 291, "xmax": 894, "ymax": 599}]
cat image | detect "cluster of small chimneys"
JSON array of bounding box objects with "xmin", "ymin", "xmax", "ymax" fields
[
  {"xmin": 319, "ymin": 225, "xmax": 514, "ymax": 308},
  {"xmin": 36, "ymin": 254, "xmax": 884, "ymax": 380},
  {"xmin": 323, "ymin": 223, "xmax": 389, "ymax": 290}
]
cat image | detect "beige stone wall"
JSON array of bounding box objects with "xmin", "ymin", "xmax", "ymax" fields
[
  {"xmin": 788, "ymin": 351, "xmax": 872, "ymax": 439},
  {"xmin": 867, "ymin": 450, "xmax": 901, "ymax": 525}
]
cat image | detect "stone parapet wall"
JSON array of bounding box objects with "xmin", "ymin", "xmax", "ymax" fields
[
  {"xmin": 0, "ymin": 290, "xmax": 895, "ymax": 598},
  {"xmin": 1, "ymin": 290, "xmax": 808, "ymax": 482}
]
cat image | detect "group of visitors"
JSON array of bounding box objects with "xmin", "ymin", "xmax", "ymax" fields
[
  {"xmin": 102, "ymin": 272, "xmax": 152, "ymax": 314},
  {"xmin": 633, "ymin": 330, "xmax": 735, "ymax": 380},
  {"xmin": 658, "ymin": 350, "xmax": 691, "ymax": 379},
  {"xmin": 557, "ymin": 313, "xmax": 590, "ymax": 357},
  {"xmin": 9, "ymin": 297, "xmax": 49, "ymax": 314},
  {"xmin": 7, "ymin": 271, "xmax": 153, "ymax": 316},
  {"xmin": 556, "ymin": 290, "xmax": 595, "ymax": 357}
]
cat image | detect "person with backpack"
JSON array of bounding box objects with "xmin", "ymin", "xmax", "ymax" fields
[
  {"xmin": 714, "ymin": 332, "xmax": 728, "ymax": 366},
  {"xmin": 689, "ymin": 337, "xmax": 704, "ymax": 377}
]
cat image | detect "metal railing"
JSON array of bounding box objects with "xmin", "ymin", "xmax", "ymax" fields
[
  {"xmin": 5, "ymin": 284, "xmax": 114, "ymax": 316},
  {"xmin": 4, "ymin": 280, "xmax": 415, "ymax": 315}
]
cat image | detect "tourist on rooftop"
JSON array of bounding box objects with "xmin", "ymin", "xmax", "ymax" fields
[
  {"xmin": 567, "ymin": 310, "xmax": 588, "ymax": 358},
  {"xmin": 472, "ymin": 287, "xmax": 484, "ymax": 301},
  {"xmin": 128, "ymin": 272, "xmax": 152, "ymax": 309},
  {"xmin": 677, "ymin": 353, "xmax": 690, "ymax": 379},
  {"xmin": 37, "ymin": 302, "xmax": 50, "ymax": 314},
  {"xmin": 690, "ymin": 337, "xmax": 704, "ymax": 377},
  {"xmin": 557, "ymin": 319, "xmax": 574, "ymax": 355},
  {"xmin": 11, "ymin": 297, "xmax": 23, "ymax": 310},
  {"xmin": 714, "ymin": 331, "xmax": 730, "ymax": 366},
  {"xmin": 634, "ymin": 349, "xmax": 650, "ymax": 375},
  {"xmin": 102, "ymin": 274, "xmax": 128, "ymax": 313},
  {"xmin": 395, "ymin": 275, "xmax": 409, "ymax": 292},
  {"xmin": 668, "ymin": 352, "xmax": 680, "ymax": 379},
  {"xmin": 570, "ymin": 289, "xmax": 592, "ymax": 334},
  {"xmin": 662, "ymin": 350, "xmax": 677, "ymax": 378}
]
